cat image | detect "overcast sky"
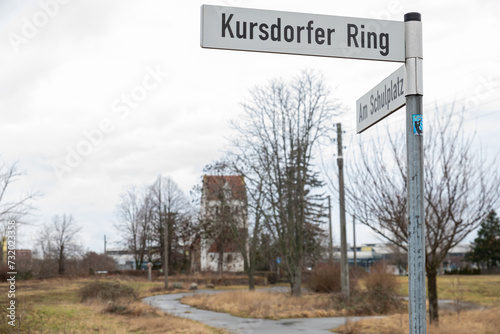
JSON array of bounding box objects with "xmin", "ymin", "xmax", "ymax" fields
[{"xmin": 1, "ymin": 0, "xmax": 499, "ymax": 253}]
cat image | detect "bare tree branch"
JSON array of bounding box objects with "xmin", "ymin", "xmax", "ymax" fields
[
  {"xmin": 229, "ymin": 70, "xmax": 341, "ymax": 296},
  {"xmin": 337, "ymin": 104, "xmax": 500, "ymax": 322}
]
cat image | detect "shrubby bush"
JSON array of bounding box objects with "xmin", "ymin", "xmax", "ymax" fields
[
  {"xmin": 306, "ymin": 261, "xmax": 358, "ymax": 294},
  {"xmin": 444, "ymin": 266, "xmax": 481, "ymax": 275},
  {"xmin": 362, "ymin": 261, "xmax": 402, "ymax": 314},
  {"xmin": 308, "ymin": 261, "xmax": 404, "ymax": 315},
  {"xmin": 79, "ymin": 280, "xmax": 137, "ymax": 303}
]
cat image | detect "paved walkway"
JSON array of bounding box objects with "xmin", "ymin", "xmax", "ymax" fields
[
  {"xmin": 143, "ymin": 290, "xmax": 370, "ymax": 334},
  {"xmin": 144, "ymin": 288, "xmax": 483, "ymax": 333}
]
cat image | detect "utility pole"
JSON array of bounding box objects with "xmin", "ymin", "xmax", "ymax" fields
[
  {"xmin": 337, "ymin": 123, "xmax": 349, "ymax": 298},
  {"xmin": 328, "ymin": 195, "xmax": 333, "ymax": 262},
  {"xmin": 405, "ymin": 13, "xmax": 426, "ymax": 334},
  {"xmin": 352, "ymin": 215, "xmax": 356, "ymax": 269},
  {"xmin": 104, "ymin": 235, "xmax": 107, "ymax": 255},
  {"xmin": 164, "ymin": 204, "xmax": 169, "ymax": 289}
]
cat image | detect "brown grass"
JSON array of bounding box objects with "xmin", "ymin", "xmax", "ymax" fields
[
  {"xmin": 183, "ymin": 290, "xmax": 344, "ymax": 319},
  {"xmin": 0, "ymin": 277, "xmax": 228, "ymax": 334},
  {"xmin": 183, "ymin": 265, "xmax": 404, "ymax": 320},
  {"xmin": 333, "ymin": 307, "xmax": 500, "ymax": 334},
  {"xmin": 181, "ymin": 289, "xmax": 403, "ymax": 320},
  {"xmin": 94, "ymin": 301, "xmax": 226, "ymax": 334}
]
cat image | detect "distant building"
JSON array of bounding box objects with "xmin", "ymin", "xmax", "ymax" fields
[
  {"xmin": 441, "ymin": 244, "xmax": 473, "ymax": 273},
  {"xmin": 196, "ymin": 175, "xmax": 248, "ymax": 273},
  {"xmin": 342, "ymin": 243, "xmax": 408, "ymax": 275},
  {"xmin": 106, "ymin": 249, "xmax": 136, "ymax": 270},
  {"xmin": 334, "ymin": 242, "xmax": 474, "ymax": 275},
  {"xmin": 0, "ymin": 237, "xmax": 33, "ymax": 272}
]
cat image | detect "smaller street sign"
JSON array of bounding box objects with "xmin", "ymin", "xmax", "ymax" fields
[{"xmin": 356, "ymin": 65, "xmax": 406, "ymax": 133}]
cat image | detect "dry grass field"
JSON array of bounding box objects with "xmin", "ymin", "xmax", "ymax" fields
[
  {"xmin": 395, "ymin": 274, "xmax": 500, "ymax": 307},
  {"xmin": 182, "ymin": 264, "xmax": 404, "ymax": 320},
  {"xmin": 181, "ymin": 274, "xmax": 500, "ymax": 334},
  {"xmin": 334, "ymin": 307, "xmax": 500, "ymax": 334},
  {"xmin": 1, "ymin": 274, "xmax": 499, "ymax": 334},
  {"xmin": 0, "ymin": 276, "xmax": 227, "ymax": 334},
  {"xmin": 333, "ymin": 275, "xmax": 500, "ymax": 334},
  {"xmin": 183, "ymin": 290, "xmax": 346, "ymax": 319}
]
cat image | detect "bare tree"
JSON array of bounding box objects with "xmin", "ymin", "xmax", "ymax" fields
[
  {"xmin": 81, "ymin": 251, "xmax": 117, "ymax": 273},
  {"xmin": 0, "ymin": 161, "xmax": 39, "ymax": 263},
  {"xmin": 341, "ymin": 105, "xmax": 500, "ymax": 323},
  {"xmin": 234, "ymin": 165, "xmax": 267, "ymax": 291},
  {"xmin": 115, "ymin": 185, "xmax": 151, "ymax": 270},
  {"xmin": 38, "ymin": 214, "xmax": 81, "ymax": 276},
  {"xmin": 229, "ymin": 70, "xmax": 340, "ymax": 296},
  {"xmin": 149, "ymin": 175, "xmax": 191, "ymax": 285},
  {"xmin": 116, "ymin": 177, "xmax": 193, "ymax": 278},
  {"xmin": 243, "ymin": 177, "xmax": 266, "ymax": 290},
  {"xmin": 175, "ymin": 212, "xmax": 197, "ymax": 273}
]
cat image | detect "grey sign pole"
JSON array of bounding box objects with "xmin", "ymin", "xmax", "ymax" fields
[{"xmin": 404, "ymin": 13, "xmax": 426, "ymax": 334}]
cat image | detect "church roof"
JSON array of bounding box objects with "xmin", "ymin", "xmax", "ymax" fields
[{"xmin": 202, "ymin": 175, "xmax": 247, "ymax": 201}]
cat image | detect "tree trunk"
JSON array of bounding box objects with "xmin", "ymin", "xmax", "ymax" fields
[
  {"xmin": 0, "ymin": 241, "xmax": 3, "ymax": 265},
  {"xmin": 290, "ymin": 268, "xmax": 302, "ymax": 297},
  {"xmin": 167, "ymin": 214, "xmax": 174, "ymax": 273},
  {"xmin": 427, "ymin": 267, "xmax": 439, "ymax": 324},
  {"xmin": 58, "ymin": 245, "xmax": 65, "ymax": 276},
  {"xmin": 248, "ymin": 264, "xmax": 255, "ymax": 291},
  {"xmin": 160, "ymin": 228, "xmax": 165, "ymax": 273},
  {"xmin": 247, "ymin": 254, "xmax": 256, "ymax": 291},
  {"xmin": 289, "ymin": 257, "xmax": 303, "ymax": 297},
  {"xmin": 241, "ymin": 247, "xmax": 253, "ymax": 291},
  {"xmin": 164, "ymin": 217, "xmax": 169, "ymax": 290}
]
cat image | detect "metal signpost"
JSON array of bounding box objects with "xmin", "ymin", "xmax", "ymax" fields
[
  {"xmin": 201, "ymin": 6, "xmax": 425, "ymax": 333},
  {"xmin": 404, "ymin": 13, "xmax": 425, "ymax": 334}
]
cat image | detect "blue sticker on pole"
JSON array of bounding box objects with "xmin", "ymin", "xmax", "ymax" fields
[{"xmin": 412, "ymin": 114, "xmax": 422, "ymax": 136}]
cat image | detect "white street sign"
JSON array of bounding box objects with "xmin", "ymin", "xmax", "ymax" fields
[
  {"xmin": 356, "ymin": 65, "xmax": 406, "ymax": 133},
  {"xmin": 201, "ymin": 5, "xmax": 405, "ymax": 62}
]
